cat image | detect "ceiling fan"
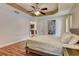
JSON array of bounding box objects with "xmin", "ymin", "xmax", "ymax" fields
[{"xmin": 27, "ymin": 3, "xmax": 48, "ymax": 16}]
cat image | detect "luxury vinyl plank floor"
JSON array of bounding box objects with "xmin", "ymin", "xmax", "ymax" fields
[{"xmin": 0, "ymin": 41, "xmax": 38, "ymax": 56}]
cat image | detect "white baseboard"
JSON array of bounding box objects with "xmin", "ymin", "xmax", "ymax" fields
[{"xmin": 0, "ymin": 37, "xmax": 28, "ymax": 48}]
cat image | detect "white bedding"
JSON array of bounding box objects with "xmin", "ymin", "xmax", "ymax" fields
[{"xmin": 26, "ymin": 35, "xmax": 63, "ymax": 56}]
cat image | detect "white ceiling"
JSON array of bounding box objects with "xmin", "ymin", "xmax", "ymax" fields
[
  {"xmin": 17, "ymin": 3, "xmax": 58, "ymax": 13},
  {"xmin": 58, "ymin": 3, "xmax": 74, "ymax": 11},
  {"xmin": 17, "ymin": 3, "xmax": 74, "ymax": 13},
  {"xmin": 5, "ymin": 3, "xmax": 75, "ymax": 17}
]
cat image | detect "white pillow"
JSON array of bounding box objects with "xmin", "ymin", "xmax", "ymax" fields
[
  {"xmin": 69, "ymin": 35, "xmax": 79, "ymax": 44},
  {"xmin": 61, "ymin": 32, "xmax": 73, "ymax": 44}
]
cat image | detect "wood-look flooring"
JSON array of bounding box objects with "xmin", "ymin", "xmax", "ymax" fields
[{"xmin": 0, "ymin": 41, "xmax": 38, "ymax": 56}]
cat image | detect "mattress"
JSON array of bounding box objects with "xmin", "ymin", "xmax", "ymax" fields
[{"xmin": 26, "ymin": 35, "xmax": 63, "ymax": 56}]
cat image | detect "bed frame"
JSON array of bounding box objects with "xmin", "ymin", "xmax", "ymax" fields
[
  {"xmin": 25, "ymin": 47, "xmax": 58, "ymax": 56},
  {"xmin": 25, "ymin": 43, "xmax": 58, "ymax": 56}
]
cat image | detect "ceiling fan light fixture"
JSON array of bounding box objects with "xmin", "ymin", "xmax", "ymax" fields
[{"xmin": 34, "ymin": 11, "xmax": 40, "ymax": 16}]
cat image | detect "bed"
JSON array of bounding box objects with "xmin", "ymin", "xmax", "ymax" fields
[
  {"xmin": 26, "ymin": 35, "xmax": 63, "ymax": 56},
  {"xmin": 25, "ymin": 30, "xmax": 79, "ymax": 56}
]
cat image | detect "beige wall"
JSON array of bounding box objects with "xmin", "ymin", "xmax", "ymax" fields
[
  {"xmin": 33, "ymin": 15, "xmax": 67, "ymax": 37},
  {"xmin": 0, "ymin": 3, "xmax": 68, "ymax": 46},
  {"xmin": 0, "ymin": 4, "xmax": 32, "ymax": 46},
  {"xmin": 72, "ymin": 4, "xmax": 79, "ymax": 28}
]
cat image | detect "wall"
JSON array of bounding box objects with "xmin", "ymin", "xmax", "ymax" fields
[
  {"xmin": 0, "ymin": 4, "xmax": 32, "ymax": 46},
  {"xmin": 72, "ymin": 4, "xmax": 79, "ymax": 28},
  {"xmin": 32, "ymin": 15, "xmax": 67, "ymax": 37},
  {"xmin": 0, "ymin": 3, "xmax": 68, "ymax": 46},
  {"xmin": 55, "ymin": 16, "xmax": 66, "ymax": 36}
]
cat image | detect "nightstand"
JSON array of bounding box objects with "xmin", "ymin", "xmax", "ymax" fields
[{"xmin": 63, "ymin": 44, "xmax": 79, "ymax": 56}]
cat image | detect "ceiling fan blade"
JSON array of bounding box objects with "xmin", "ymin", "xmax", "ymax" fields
[
  {"xmin": 40, "ymin": 11, "xmax": 46, "ymax": 15},
  {"xmin": 31, "ymin": 6, "xmax": 36, "ymax": 10},
  {"xmin": 27, "ymin": 11, "xmax": 33, "ymax": 12},
  {"xmin": 41, "ymin": 8, "xmax": 47, "ymax": 10}
]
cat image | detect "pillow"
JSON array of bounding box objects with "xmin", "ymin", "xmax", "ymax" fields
[
  {"xmin": 69, "ymin": 35, "xmax": 79, "ymax": 44},
  {"xmin": 61, "ymin": 32, "xmax": 73, "ymax": 44}
]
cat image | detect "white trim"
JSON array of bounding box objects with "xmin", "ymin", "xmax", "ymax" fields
[{"xmin": 0, "ymin": 37, "xmax": 29, "ymax": 48}]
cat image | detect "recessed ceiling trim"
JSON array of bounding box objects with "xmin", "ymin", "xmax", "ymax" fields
[
  {"xmin": 7, "ymin": 3, "xmax": 35, "ymax": 16},
  {"xmin": 7, "ymin": 3, "xmax": 58, "ymax": 17}
]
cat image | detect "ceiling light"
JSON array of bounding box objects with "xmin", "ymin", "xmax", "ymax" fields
[{"xmin": 34, "ymin": 11, "xmax": 40, "ymax": 16}]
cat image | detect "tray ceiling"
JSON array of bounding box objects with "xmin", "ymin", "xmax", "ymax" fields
[{"xmin": 7, "ymin": 3, "xmax": 75, "ymax": 17}]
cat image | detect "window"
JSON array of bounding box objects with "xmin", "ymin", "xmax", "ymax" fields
[
  {"xmin": 30, "ymin": 21, "xmax": 37, "ymax": 37},
  {"xmin": 66, "ymin": 15, "xmax": 72, "ymax": 32}
]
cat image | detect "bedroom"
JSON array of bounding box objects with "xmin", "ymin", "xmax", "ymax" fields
[{"xmin": 0, "ymin": 3, "xmax": 79, "ymax": 56}]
